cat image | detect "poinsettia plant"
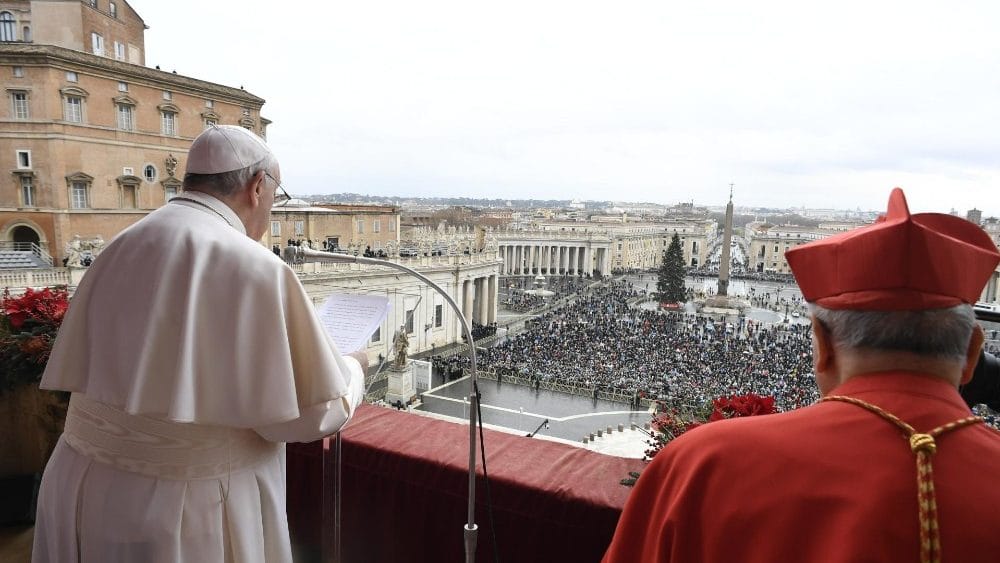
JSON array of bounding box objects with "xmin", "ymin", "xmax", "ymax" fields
[
  {"xmin": 0, "ymin": 287, "xmax": 69, "ymax": 392},
  {"xmin": 622, "ymin": 392, "xmax": 777, "ymax": 486}
]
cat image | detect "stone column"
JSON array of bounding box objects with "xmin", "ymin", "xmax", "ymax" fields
[
  {"xmin": 584, "ymin": 246, "xmax": 592, "ymax": 276},
  {"xmin": 528, "ymin": 245, "xmax": 536, "ymax": 275},
  {"xmin": 477, "ymin": 277, "xmax": 489, "ymax": 324},
  {"xmin": 462, "ymin": 279, "xmax": 474, "ymax": 325},
  {"xmin": 487, "ymin": 275, "xmax": 497, "ymax": 323}
]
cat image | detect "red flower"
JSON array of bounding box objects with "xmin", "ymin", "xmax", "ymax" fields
[
  {"xmin": 1, "ymin": 287, "xmax": 69, "ymax": 386},
  {"xmin": 645, "ymin": 393, "xmax": 778, "ymax": 461},
  {"xmin": 2, "ymin": 287, "xmax": 69, "ymax": 331}
]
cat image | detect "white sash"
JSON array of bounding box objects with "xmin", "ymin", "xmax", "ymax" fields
[{"xmin": 63, "ymin": 393, "xmax": 280, "ymax": 481}]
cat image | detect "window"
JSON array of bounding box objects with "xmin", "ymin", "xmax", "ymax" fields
[
  {"xmin": 294, "ymin": 221, "xmax": 304, "ymax": 236},
  {"xmin": 389, "ymin": 219, "xmax": 396, "ymax": 232},
  {"xmin": 20, "ymin": 176, "xmax": 33, "ymax": 207},
  {"xmin": 16, "ymin": 150, "xmax": 30, "ymax": 168},
  {"xmin": 22, "ymin": 26, "xmax": 30, "ymax": 42},
  {"xmin": 66, "ymin": 71, "xmax": 78, "ymax": 82},
  {"xmin": 370, "ymin": 326, "xmax": 381, "ymax": 344},
  {"xmin": 117, "ymin": 103, "xmax": 134, "ymax": 130},
  {"xmin": 143, "ymin": 164, "xmax": 156, "ymax": 182},
  {"xmin": 356, "ymin": 219, "xmax": 364, "ymax": 234},
  {"xmin": 405, "ymin": 310, "xmax": 414, "ymax": 334},
  {"xmin": 113, "ymin": 41, "xmax": 125, "ymax": 60},
  {"xmin": 89, "ymin": 0, "xmax": 97, "ymax": 7},
  {"xmin": 373, "ymin": 219, "xmax": 381, "ymax": 233},
  {"xmin": 270, "ymin": 221, "xmax": 280, "ymax": 237},
  {"xmin": 71, "ymin": 182, "xmax": 89, "ymax": 208},
  {"xmin": 120, "ymin": 184, "xmax": 137, "ymax": 208},
  {"xmin": 11, "ymin": 92, "xmax": 28, "ymax": 119},
  {"xmin": 0, "ymin": 12, "xmax": 14, "ymax": 42},
  {"xmin": 162, "ymin": 90, "xmax": 172, "ymax": 101},
  {"xmin": 64, "ymin": 95, "xmax": 83, "ymax": 122},
  {"xmin": 434, "ymin": 304, "xmax": 443, "ymax": 328},
  {"xmin": 204, "ymin": 118, "xmax": 217, "ymax": 130},
  {"xmin": 91, "ymin": 32, "xmax": 104, "ymax": 56},
  {"xmin": 162, "ymin": 178, "xmax": 180, "ymax": 202},
  {"xmin": 12, "ymin": 66, "xmax": 22, "ymax": 77},
  {"xmin": 160, "ymin": 111, "xmax": 176, "ymax": 136},
  {"xmin": 205, "ymin": 100, "xmax": 214, "ymax": 108},
  {"xmin": 109, "ymin": 1, "xmax": 117, "ymax": 17},
  {"xmin": 118, "ymin": 81, "xmax": 128, "ymax": 92}
]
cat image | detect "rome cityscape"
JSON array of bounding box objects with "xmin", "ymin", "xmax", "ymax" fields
[{"xmin": 1, "ymin": 1, "xmax": 1000, "ymax": 562}]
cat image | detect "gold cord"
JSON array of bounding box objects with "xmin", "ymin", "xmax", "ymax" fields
[{"xmin": 821, "ymin": 395, "xmax": 982, "ymax": 563}]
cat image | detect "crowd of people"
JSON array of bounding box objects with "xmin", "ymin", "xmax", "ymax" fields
[
  {"xmin": 468, "ymin": 321, "xmax": 498, "ymax": 341},
  {"xmin": 460, "ymin": 279, "xmax": 819, "ymax": 413},
  {"xmin": 500, "ymin": 275, "xmax": 593, "ymax": 312},
  {"xmin": 688, "ymin": 267, "xmax": 797, "ymax": 284}
]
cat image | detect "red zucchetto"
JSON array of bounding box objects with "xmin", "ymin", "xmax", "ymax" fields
[{"xmin": 785, "ymin": 187, "xmax": 1000, "ymax": 310}]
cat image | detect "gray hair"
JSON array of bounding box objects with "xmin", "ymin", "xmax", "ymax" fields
[
  {"xmin": 182, "ymin": 154, "xmax": 278, "ymax": 197},
  {"xmin": 808, "ymin": 303, "xmax": 976, "ymax": 363}
]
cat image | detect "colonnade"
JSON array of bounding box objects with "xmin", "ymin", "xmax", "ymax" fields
[
  {"xmin": 460, "ymin": 274, "xmax": 498, "ymax": 326},
  {"xmin": 497, "ymin": 244, "xmax": 609, "ymax": 276}
]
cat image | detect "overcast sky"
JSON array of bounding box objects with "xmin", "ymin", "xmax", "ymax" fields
[{"xmin": 140, "ymin": 1, "xmax": 999, "ymax": 216}]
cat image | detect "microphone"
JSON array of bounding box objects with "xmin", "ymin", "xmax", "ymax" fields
[{"xmin": 283, "ymin": 245, "xmax": 483, "ymax": 563}]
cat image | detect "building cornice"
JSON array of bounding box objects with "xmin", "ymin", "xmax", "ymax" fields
[{"xmin": 0, "ymin": 44, "xmax": 265, "ymax": 106}]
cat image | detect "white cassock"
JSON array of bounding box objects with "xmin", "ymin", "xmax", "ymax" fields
[{"xmin": 32, "ymin": 190, "xmax": 365, "ymax": 563}]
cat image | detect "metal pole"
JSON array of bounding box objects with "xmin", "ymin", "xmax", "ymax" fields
[
  {"xmin": 335, "ymin": 431, "xmax": 342, "ymax": 563},
  {"xmin": 291, "ymin": 247, "xmax": 482, "ymax": 563}
]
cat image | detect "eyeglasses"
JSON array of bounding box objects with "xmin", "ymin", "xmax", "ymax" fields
[{"xmin": 264, "ymin": 171, "xmax": 292, "ymax": 202}]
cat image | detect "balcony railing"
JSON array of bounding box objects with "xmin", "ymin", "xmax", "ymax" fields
[{"xmin": 0, "ymin": 242, "xmax": 53, "ymax": 266}]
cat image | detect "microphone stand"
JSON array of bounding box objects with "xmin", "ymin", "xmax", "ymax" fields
[{"xmin": 285, "ymin": 246, "xmax": 481, "ymax": 563}]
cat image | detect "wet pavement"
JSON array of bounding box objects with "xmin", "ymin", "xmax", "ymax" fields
[{"xmin": 417, "ymin": 376, "xmax": 648, "ymax": 442}]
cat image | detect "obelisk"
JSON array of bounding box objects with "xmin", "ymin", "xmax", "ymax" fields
[{"xmin": 717, "ymin": 184, "xmax": 734, "ymax": 296}]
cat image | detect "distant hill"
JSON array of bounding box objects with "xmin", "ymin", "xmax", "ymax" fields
[{"xmin": 305, "ymin": 193, "xmax": 611, "ymax": 209}]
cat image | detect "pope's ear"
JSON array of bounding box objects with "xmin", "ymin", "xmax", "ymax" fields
[{"xmin": 240, "ymin": 170, "xmax": 264, "ymax": 208}]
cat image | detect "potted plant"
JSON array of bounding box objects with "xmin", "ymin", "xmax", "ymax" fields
[{"xmin": 0, "ymin": 287, "xmax": 69, "ymax": 524}]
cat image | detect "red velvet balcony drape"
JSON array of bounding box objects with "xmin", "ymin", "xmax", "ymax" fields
[{"xmin": 287, "ymin": 405, "xmax": 645, "ymax": 563}]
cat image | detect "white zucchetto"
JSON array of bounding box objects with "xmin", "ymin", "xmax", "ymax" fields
[{"xmin": 185, "ymin": 124, "xmax": 273, "ymax": 174}]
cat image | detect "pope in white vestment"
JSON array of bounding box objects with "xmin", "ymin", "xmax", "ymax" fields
[{"xmin": 32, "ymin": 126, "xmax": 365, "ymax": 562}]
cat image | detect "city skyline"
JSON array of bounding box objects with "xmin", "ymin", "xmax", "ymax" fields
[{"xmin": 140, "ymin": 1, "xmax": 999, "ymax": 216}]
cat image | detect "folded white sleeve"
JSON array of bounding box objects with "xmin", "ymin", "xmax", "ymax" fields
[{"xmin": 254, "ymin": 356, "xmax": 366, "ymax": 443}]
